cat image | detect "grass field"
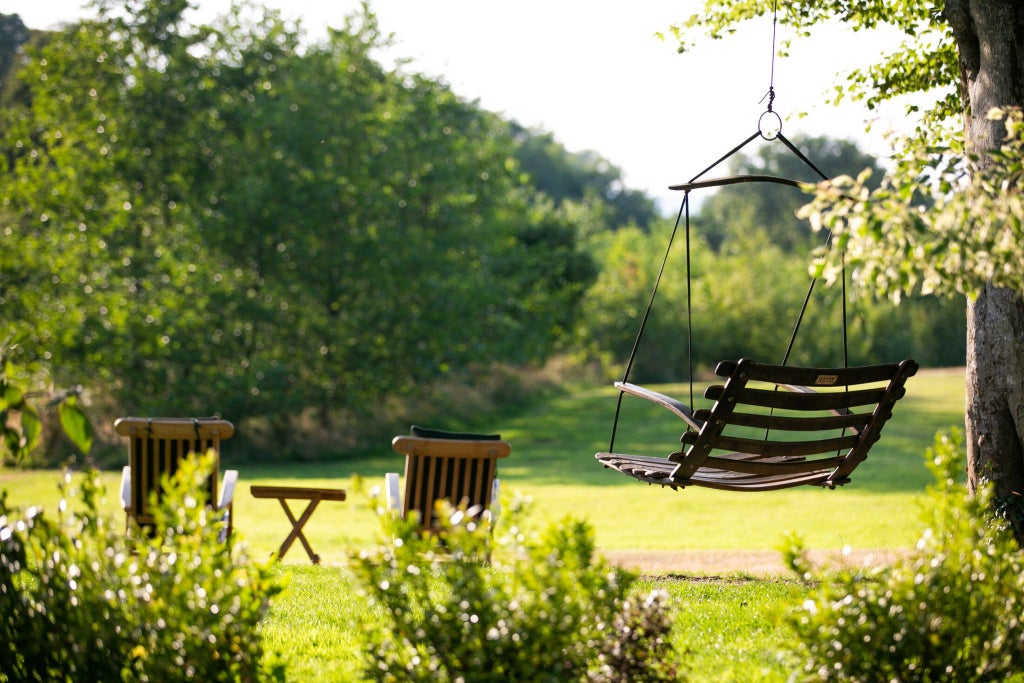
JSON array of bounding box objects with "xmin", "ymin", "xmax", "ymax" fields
[{"xmin": 0, "ymin": 367, "xmax": 966, "ymax": 681}]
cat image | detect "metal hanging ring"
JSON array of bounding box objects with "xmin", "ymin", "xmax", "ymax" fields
[{"xmin": 758, "ymin": 110, "xmax": 782, "ymax": 140}]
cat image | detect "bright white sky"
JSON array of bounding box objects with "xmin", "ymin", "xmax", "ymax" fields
[{"xmin": 9, "ymin": 0, "xmax": 912, "ymax": 212}]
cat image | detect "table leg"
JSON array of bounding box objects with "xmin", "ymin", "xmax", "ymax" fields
[{"xmin": 276, "ymin": 497, "xmax": 323, "ymax": 564}]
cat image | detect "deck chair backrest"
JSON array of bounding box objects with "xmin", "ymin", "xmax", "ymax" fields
[
  {"xmin": 114, "ymin": 417, "xmax": 234, "ymax": 526},
  {"xmin": 391, "ymin": 431, "xmax": 511, "ymax": 531},
  {"xmin": 672, "ymin": 358, "xmax": 918, "ymax": 489}
]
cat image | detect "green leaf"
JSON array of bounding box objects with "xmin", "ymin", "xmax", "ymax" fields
[
  {"xmin": 19, "ymin": 404, "xmax": 42, "ymax": 457},
  {"xmin": 59, "ymin": 395, "xmax": 93, "ymax": 456},
  {"xmin": 2, "ymin": 383, "xmax": 24, "ymax": 411}
]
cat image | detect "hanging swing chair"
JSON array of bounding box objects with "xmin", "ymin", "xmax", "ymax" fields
[{"xmin": 594, "ymin": 106, "xmax": 918, "ymax": 493}]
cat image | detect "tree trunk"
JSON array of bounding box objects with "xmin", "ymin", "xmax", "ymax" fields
[{"xmin": 947, "ymin": 0, "xmax": 1024, "ymax": 541}]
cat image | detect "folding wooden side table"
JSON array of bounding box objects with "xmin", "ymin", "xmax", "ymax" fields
[{"xmin": 250, "ymin": 485, "xmax": 347, "ymax": 564}]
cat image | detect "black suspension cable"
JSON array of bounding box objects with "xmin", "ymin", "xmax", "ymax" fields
[
  {"xmin": 775, "ymin": 128, "xmax": 836, "ymax": 367},
  {"xmin": 777, "ymin": 132, "xmax": 829, "ymax": 181},
  {"xmin": 690, "ymin": 131, "xmax": 761, "ymax": 183},
  {"xmin": 608, "ymin": 0, "xmax": 855, "ymax": 452},
  {"xmin": 608, "ymin": 196, "xmax": 688, "ymax": 453},
  {"xmin": 764, "ymin": 0, "xmax": 779, "ymax": 113},
  {"xmin": 841, "ymin": 251, "xmax": 849, "ymax": 367},
  {"xmin": 607, "ymin": 126, "xmax": 769, "ymax": 454},
  {"xmin": 619, "ymin": 197, "xmax": 687, "ymax": 385},
  {"xmin": 684, "ymin": 195, "xmax": 694, "ymax": 410}
]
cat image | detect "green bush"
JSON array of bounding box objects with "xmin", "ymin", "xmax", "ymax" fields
[
  {"xmin": 0, "ymin": 454, "xmax": 286, "ymax": 682},
  {"xmin": 588, "ymin": 587, "xmax": 677, "ymax": 682},
  {"xmin": 351, "ymin": 495, "xmax": 680, "ymax": 682},
  {"xmin": 785, "ymin": 428, "xmax": 1024, "ymax": 681}
]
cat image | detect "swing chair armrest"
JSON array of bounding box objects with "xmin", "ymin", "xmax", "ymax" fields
[{"xmin": 615, "ymin": 382, "xmax": 703, "ymax": 431}]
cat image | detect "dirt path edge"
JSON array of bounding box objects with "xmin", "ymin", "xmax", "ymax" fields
[{"xmin": 603, "ymin": 548, "xmax": 909, "ymax": 576}]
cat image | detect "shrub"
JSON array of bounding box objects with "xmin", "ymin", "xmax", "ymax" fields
[
  {"xmin": 351, "ymin": 495, "xmax": 680, "ymax": 682},
  {"xmin": 587, "ymin": 587, "xmax": 677, "ymax": 683},
  {"xmin": 785, "ymin": 428, "xmax": 1024, "ymax": 682},
  {"xmin": 0, "ymin": 454, "xmax": 286, "ymax": 682}
]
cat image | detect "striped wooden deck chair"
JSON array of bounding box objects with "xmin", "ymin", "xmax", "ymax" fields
[
  {"xmin": 115, "ymin": 417, "xmax": 238, "ymax": 538},
  {"xmin": 386, "ymin": 425, "xmax": 511, "ymax": 532}
]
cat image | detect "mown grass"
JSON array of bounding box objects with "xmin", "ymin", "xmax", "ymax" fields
[
  {"xmin": 257, "ymin": 567, "xmax": 808, "ymax": 682},
  {"xmin": 0, "ymin": 367, "xmax": 965, "ymax": 681}
]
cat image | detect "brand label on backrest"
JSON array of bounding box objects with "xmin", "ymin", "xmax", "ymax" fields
[{"xmin": 815, "ymin": 374, "xmax": 839, "ymax": 385}]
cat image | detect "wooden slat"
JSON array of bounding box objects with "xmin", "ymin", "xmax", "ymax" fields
[
  {"xmin": 250, "ymin": 486, "xmax": 347, "ymax": 501},
  {"xmin": 458, "ymin": 458, "xmax": 469, "ymax": 503},
  {"xmin": 131, "ymin": 436, "xmax": 146, "ymax": 518},
  {"xmin": 710, "ymin": 409, "xmax": 871, "ymax": 432},
  {"xmin": 688, "ymin": 468, "xmax": 846, "ymax": 492},
  {"xmin": 468, "ymin": 459, "xmax": 477, "ymax": 505},
  {"xmin": 694, "ymin": 432, "xmax": 860, "ymax": 458},
  {"xmin": 392, "ymin": 435, "xmax": 511, "ymax": 460},
  {"xmin": 475, "ymin": 460, "xmax": 495, "ymax": 506},
  {"xmin": 596, "ymin": 451, "xmax": 844, "ymax": 491},
  {"xmin": 114, "ymin": 416, "xmax": 234, "ymax": 439},
  {"xmin": 408, "ymin": 455, "xmax": 435, "ymax": 523},
  {"xmin": 439, "ymin": 456, "xmax": 453, "ymax": 508},
  {"xmin": 705, "ymin": 385, "xmax": 887, "ymax": 410},
  {"xmin": 714, "ymin": 359, "xmax": 904, "ymax": 386},
  {"xmin": 693, "ymin": 453, "xmax": 846, "ymax": 476},
  {"xmin": 596, "ymin": 453, "xmax": 677, "ymax": 480},
  {"xmin": 597, "ymin": 453, "xmax": 683, "ymax": 469}
]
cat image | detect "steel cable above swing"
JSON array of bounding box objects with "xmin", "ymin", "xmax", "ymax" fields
[
  {"xmin": 595, "ymin": 2, "xmax": 917, "ymax": 494},
  {"xmin": 605, "ymin": 0, "xmax": 842, "ymax": 454}
]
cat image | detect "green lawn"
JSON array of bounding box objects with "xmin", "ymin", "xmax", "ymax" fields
[
  {"xmin": 241, "ymin": 366, "xmax": 962, "ymax": 559},
  {"xmin": 0, "ymin": 367, "xmax": 965, "ymax": 681}
]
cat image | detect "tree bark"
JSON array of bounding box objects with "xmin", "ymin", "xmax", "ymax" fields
[{"xmin": 947, "ymin": 0, "xmax": 1024, "ymax": 540}]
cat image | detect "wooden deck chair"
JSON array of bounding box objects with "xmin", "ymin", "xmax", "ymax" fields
[
  {"xmin": 115, "ymin": 417, "xmax": 238, "ymax": 538},
  {"xmin": 596, "ymin": 358, "xmax": 918, "ymax": 491},
  {"xmin": 386, "ymin": 425, "xmax": 511, "ymax": 532}
]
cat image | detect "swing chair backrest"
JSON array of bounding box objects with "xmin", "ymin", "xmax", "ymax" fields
[
  {"xmin": 599, "ymin": 357, "xmax": 918, "ymax": 492},
  {"xmin": 669, "ymin": 358, "xmax": 918, "ymax": 490}
]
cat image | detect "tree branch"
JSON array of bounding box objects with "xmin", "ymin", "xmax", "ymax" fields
[{"xmin": 942, "ymin": 0, "xmax": 980, "ymax": 116}]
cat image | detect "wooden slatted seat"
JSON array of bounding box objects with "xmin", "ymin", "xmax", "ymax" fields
[
  {"xmin": 596, "ymin": 358, "xmax": 917, "ymax": 491},
  {"xmin": 387, "ymin": 426, "xmax": 511, "ymax": 531},
  {"xmin": 115, "ymin": 417, "xmax": 237, "ymax": 537}
]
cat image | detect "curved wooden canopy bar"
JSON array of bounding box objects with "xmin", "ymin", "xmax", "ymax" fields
[{"xmin": 669, "ymin": 174, "xmax": 805, "ymax": 192}]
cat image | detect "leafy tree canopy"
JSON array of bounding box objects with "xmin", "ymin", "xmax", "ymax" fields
[
  {"xmin": 0, "ymin": 1, "xmax": 603, "ymax": 457},
  {"xmin": 509, "ymin": 122, "xmax": 659, "ymax": 230}
]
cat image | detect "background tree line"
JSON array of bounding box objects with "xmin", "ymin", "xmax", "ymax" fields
[
  {"xmin": 0, "ymin": 3, "xmax": 963, "ymax": 464},
  {"xmin": 577, "ymin": 135, "xmax": 966, "ymax": 383}
]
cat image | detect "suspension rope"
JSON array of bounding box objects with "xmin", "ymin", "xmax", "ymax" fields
[
  {"xmin": 607, "ymin": 0, "xmax": 851, "ymax": 454},
  {"xmin": 684, "ymin": 196, "xmax": 694, "ymax": 410},
  {"xmin": 608, "ymin": 196, "xmax": 687, "ymax": 453},
  {"xmin": 765, "ymin": 0, "xmax": 779, "ymax": 112},
  {"xmin": 608, "ymin": 130, "xmax": 764, "ymax": 454}
]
